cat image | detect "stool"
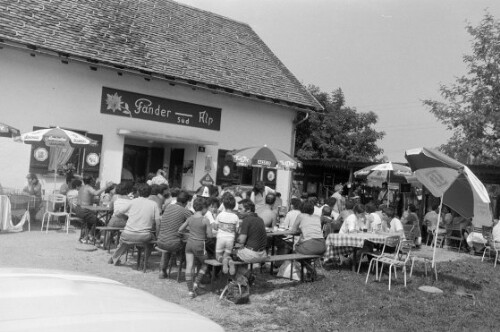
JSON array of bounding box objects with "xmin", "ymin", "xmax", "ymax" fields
[
  {"xmin": 155, "ymin": 246, "xmax": 185, "ymax": 282},
  {"xmin": 123, "ymin": 240, "xmax": 153, "ymax": 272},
  {"xmin": 96, "ymin": 226, "xmax": 124, "ymax": 253}
]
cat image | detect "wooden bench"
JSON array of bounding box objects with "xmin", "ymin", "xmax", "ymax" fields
[
  {"xmin": 155, "ymin": 246, "xmax": 186, "ymax": 282},
  {"xmin": 266, "ymin": 253, "xmax": 322, "ymax": 282},
  {"xmin": 204, "ymin": 253, "xmax": 321, "ymax": 290},
  {"xmin": 122, "ymin": 240, "xmax": 155, "ymax": 272},
  {"xmin": 95, "ymin": 226, "xmax": 123, "ymax": 253}
]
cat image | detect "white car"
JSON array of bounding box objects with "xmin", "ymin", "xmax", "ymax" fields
[{"xmin": 0, "ymin": 268, "xmax": 224, "ymax": 332}]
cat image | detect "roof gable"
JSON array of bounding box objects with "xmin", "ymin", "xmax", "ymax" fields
[{"xmin": 0, "ymin": 0, "xmax": 322, "ymax": 110}]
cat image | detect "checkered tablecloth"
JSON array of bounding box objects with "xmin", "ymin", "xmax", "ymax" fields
[{"xmin": 324, "ymin": 232, "xmax": 400, "ymax": 260}]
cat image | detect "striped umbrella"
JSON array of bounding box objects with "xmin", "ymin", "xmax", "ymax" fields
[
  {"xmin": 230, "ymin": 145, "xmax": 301, "ymax": 180},
  {"xmin": 405, "ymin": 147, "xmax": 492, "ymax": 267},
  {"xmin": 17, "ymin": 127, "xmax": 98, "ymax": 190},
  {"xmin": 16, "ymin": 127, "xmax": 97, "ymax": 147},
  {"xmin": 354, "ymin": 162, "xmax": 412, "ymax": 187},
  {"xmin": 0, "ymin": 122, "xmax": 20, "ymax": 138}
]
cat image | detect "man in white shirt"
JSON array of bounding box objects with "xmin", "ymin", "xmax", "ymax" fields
[
  {"xmin": 381, "ymin": 206, "xmax": 405, "ymax": 239},
  {"xmin": 339, "ymin": 204, "xmax": 365, "ymax": 234}
]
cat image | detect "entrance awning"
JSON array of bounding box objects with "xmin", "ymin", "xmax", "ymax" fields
[{"xmin": 117, "ymin": 129, "xmax": 218, "ymax": 146}]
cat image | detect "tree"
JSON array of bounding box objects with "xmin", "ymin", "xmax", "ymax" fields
[
  {"xmin": 423, "ymin": 12, "xmax": 500, "ymax": 164},
  {"xmin": 295, "ymin": 85, "xmax": 385, "ymax": 161}
]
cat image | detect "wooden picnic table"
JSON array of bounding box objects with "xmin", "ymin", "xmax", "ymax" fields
[
  {"xmin": 266, "ymin": 228, "xmax": 300, "ymax": 274},
  {"xmin": 81, "ymin": 205, "xmax": 113, "ymax": 244}
]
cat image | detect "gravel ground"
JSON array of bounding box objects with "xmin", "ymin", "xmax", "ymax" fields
[{"xmin": 0, "ymin": 221, "xmax": 471, "ymax": 331}]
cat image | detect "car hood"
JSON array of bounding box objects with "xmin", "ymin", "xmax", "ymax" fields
[{"xmin": 0, "ymin": 268, "xmax": 224, "ymax": 332}]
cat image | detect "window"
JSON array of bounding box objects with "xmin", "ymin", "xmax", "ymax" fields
[{"xmin": 28, "ymin": 126, "xmax": 102, "ymax": 178}]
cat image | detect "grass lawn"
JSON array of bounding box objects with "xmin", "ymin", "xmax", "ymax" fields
[{"xmin": 214, "ymin": 253, "xmax": 500, "ymax": 331}]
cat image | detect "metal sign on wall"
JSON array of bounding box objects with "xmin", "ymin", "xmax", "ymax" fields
[{"xmin": 100, "ymin": 87, "xmax": 221, "ymax": 131}]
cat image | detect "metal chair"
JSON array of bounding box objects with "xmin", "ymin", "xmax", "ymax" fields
[
  {"xmin": 358, "ymin": 235, "xmax": 400, "ymax": 274},
  {"xmin": 41, "ymin": 194, "xmax": 70, "ymax": 233},
  {"xmin": 403, "ymin": 224, "xmax": 415, "ymax": 243},
  {"xmin": 366, "ymin": 240, "xmax": 414, "ymax": 290},
  {"xmin": 482, "ymin": 228, "xmax": 499, "ymax": 267}
]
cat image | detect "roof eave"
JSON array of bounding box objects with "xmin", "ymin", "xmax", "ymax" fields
[{"xmin": 0, "ymin": 38, "xmax": 321, "ymax": 113}]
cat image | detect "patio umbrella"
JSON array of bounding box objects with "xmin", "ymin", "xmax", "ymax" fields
[
  {"xmin": 0, "ymin": 122, "xmax": 20, "ymax": 138},
  {"xmin": 17, "ymin": 127, "xmax": 98, "ymax": 190},
  {"xmin": 405, "ymin": 147, "xmax": 492, "ymax": 267},
  {"xmin": 229, "ymin": 145, "xmax": 302, "ymax": 180},
  {"xmin": 16, "ymin": 127, "xmax": 96, "ymax": 147},
  {"xmin": 354, "ymin": 162, "xmax": 413, "ymax": 187}
]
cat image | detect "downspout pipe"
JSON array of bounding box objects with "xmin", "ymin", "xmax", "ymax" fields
[{"xmin": 288, "ymin": 111, "xmax": 310, "ymax": 205}]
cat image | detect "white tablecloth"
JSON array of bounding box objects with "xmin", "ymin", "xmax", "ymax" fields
[{"xmin": 0, "ymin": 195, "xmax": 25, "ymax": 232}]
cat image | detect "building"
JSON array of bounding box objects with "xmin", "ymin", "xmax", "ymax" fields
[{"xmin": 0, "ymin": 0, "xmax": 321, "ymax": 200}]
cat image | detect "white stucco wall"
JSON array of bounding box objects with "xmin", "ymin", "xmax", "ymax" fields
[{"xmin": 0, "ymin": 46, "xmax": 297, "ymax": 202}]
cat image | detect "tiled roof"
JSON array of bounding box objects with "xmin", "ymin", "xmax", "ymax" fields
[{"xmin": 0, "ymin": 0, "xmax": 322, "ymax": 110}]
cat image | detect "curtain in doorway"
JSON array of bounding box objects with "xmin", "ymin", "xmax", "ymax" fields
[{"xmin": 48, "ymin": 146, "xmax": 74, "ymax": 172}]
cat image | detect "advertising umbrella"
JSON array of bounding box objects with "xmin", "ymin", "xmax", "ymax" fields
[
  {"xmin": 354, "ymin": 162, "xmax": 413, "ymax": 187},
  {"xmin": 230, "ymin": 145, "xmax": 302, "ymax": 180},
  {"xmin": 17, "ymin": 127, "xmax": 98, "ymax": 190},
  {"xmin": 405, "ymin": 147, "xmax": 492, "ymax": 267},
  {"xmin": 0, "ymin": 122, "xmax": 21, "ymax": 138},
  {"xmin": 16, "ymin": 127, "xmax": 96, "ymax": 147}
]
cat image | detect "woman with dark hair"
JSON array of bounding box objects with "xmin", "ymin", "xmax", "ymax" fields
[
  {"xmin": 23, "ymin": 173, "xmax": 43, "ymax": 221},
  {"xmin": 75, "ymin": 175, "xmax": 114, "ymax": 243},
  {"xmin": 250, "ymin": 181, "xmax": 275, "ymax": 214},
  {"xmin": 292, "ymin": 201, "xmax": 326, "ymax": 256},
  {"xmin": 282, "ymin": 198, "xmax": 302, "ymax": 229},
  {"xmin": 108, "ymin": 183, "xmax": 132, "ymax": 228},
  {"xmin": 59, "ymin": 173, "xmax": 74, "ymax": 196}
]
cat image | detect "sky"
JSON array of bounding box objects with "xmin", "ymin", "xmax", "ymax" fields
[{"xmin": 175, "ymin": 0, "xmax": 500, "ymax": 162}]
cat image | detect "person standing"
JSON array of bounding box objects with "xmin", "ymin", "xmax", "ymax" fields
[
  {"xmin": 23, "ymin": 173, "xmax": 43, "ymax": 222},
  {"xmin": 156, "ymin": 190, "xmax": 193, "ymax": 279},
  {"xmin": 108, "ymin": 183, "xmax": 160, "ymax": 265},
  {"xmin": 331, "ymin": 184, "xmax": 345, "ymax": 214},
  {"xmin": 378, "ymin": 182, "xmax": 393, "ymax": 206},
  {"xmin": 250, "ymin": 181, "xmax": 275, "ymax": 215},
  {"xmin": 179, "ymin": 197, "xmax": 213, "ymax": 298}
]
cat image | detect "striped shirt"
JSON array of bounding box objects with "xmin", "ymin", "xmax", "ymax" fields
[{"xmin": 157, "ymin": 203, "xmax": 192, "ymax": 244}]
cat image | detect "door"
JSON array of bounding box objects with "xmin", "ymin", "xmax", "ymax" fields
[
  {"xmin": 169, "ymin": 148, "xmax": 184, "ymax": 188},
  {"xmin": 149, "ymin": 147, "xmax": 164, "ymax": 175}
]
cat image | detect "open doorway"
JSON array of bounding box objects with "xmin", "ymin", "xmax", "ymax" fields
[
  {"xmin": 122, "ymin": 144, "xmax": 164, "ymax": 182},
  {"xmin": 169, "ymin": 148, "xmax": 184, "ymax": 188}
]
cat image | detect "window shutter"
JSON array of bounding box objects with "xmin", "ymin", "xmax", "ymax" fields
[{"xmin": 82, "ymin": 133, "xmax": 103, "ymax": 177}]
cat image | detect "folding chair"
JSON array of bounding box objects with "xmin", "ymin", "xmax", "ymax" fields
[
  {"xmin": 41, "ymin": 194, "xmax": 70, "ymax": 233},
  {"xmin": 366, "ymin": 240, "xmax": 414, "ymax": 290},
  {"xmin": 482, "ymin": 228, "xmax": 500, "ymax": 268},
  {"xmin": 358, "ymin": 235, "xmax": 400, "ymax": 274}
]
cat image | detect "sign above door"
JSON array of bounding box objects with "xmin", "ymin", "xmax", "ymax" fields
[{"xmin": 100, "ymin": 87, "xmax": 221, "ymax": 131}]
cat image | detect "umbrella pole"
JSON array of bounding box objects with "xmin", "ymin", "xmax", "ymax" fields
[
  {"xmin": 387, "ymin": 172, "xmax": 391, "ymax": 207},
  {"xmin": 431, "ymin": 197, "xmax": 444, "ymax": 268},
  {"xmin": 260, "ymin": 167, "xmax": 264, "ymax": 181}
]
